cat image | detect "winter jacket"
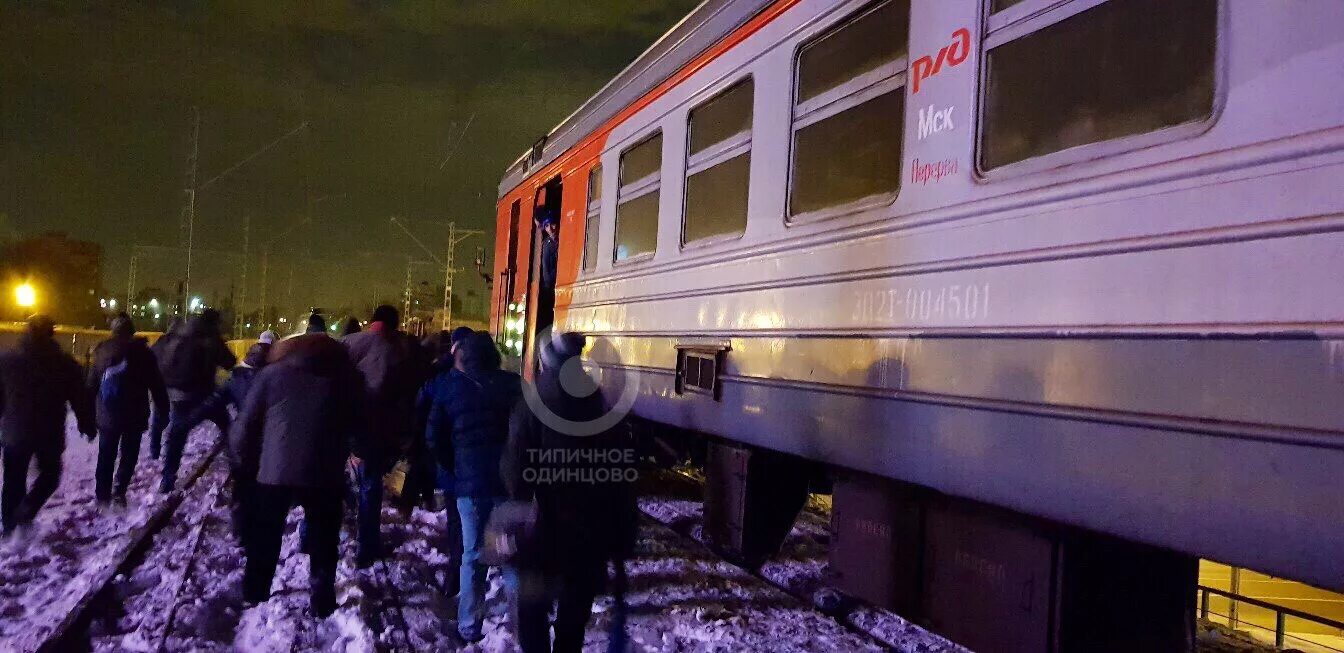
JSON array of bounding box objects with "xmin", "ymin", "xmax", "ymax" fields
[
  {"xmin": 423, "ymin": 365, "xmax": 521, "ymax": 498},
  {"xmin": 186, "ymin": 343, "xmax": 269, "ymax": 426},
  {"xmin": 341, "ymin": 323, "xmax": 427, "ymax": 463},
  {"xmin": 540, "ymin": 234, "xmax": 559, "ymax": 291},
  {"xmin": 229, "ymin": 334, "xmax": 368, "ymax": 489},
  {"xmin": 503, "ymin": 395, "xmax": 638, "ymax": 572},
  {"xmin": 0, "ymin": 334, "xmax": 94, "ymax": 447},
  {"xmin": 87, "ymin": 334, "xmax": 168, "ymax": 433},
  {"xmin": 156, "ymin": 316, "xmax": 236, "ymax": 398}
]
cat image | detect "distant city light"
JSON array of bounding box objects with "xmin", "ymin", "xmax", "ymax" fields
[
  {"xmin": 189, "ymin": 296, "xmax": 203, "ymax": 312},
  {"xmin": 99, "ymin": 298, "xmax": 107, "ymax": 308},
  {"xmin": 109, "ymin": 299, "xmax": 117, "ymax": 309},
  {"xmin": 14, "ymin": 283, "xmax": 36, "ymax": 308},
  {"xmin": 148, "ymin": 298, "xmax": 159, "ymax": 308}
]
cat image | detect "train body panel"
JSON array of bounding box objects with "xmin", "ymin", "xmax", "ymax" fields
[{"xmin": 494, "ymin": 0, "xmax": 1344, "ymax": 590}]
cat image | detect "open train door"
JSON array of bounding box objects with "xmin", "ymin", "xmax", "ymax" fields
[{"xmin": 520, "ymin": 174, "xmax": 563, "ymax": 380}]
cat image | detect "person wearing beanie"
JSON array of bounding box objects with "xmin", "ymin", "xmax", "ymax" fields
[
  {"xmin": 341, "ymin": 304, "xmax": 428, "ymax": 566},
  {"xmin": 424, "ymin": 331, "xmax": 520, "ymax": 643},
  {"xmin": 341, "ymin": 317, "xmax": 362, "ymax": 337},
  {"xmin": 306, "ymin": 312, "xmax": 327, "ymax": 335},
  {"xmin": 502, "ymin": 331, "xmax": 637, "ymax": 653},
  {"xmin": 87, "ymin": 313, "xmax": 169, "ymax": 506},
  {"xmin": 258, "ymin": 330, "xmax": 278, "ymax": 345},
  {"xmin": 0, "ymin": 315, "xmax": 95, "ymax": 537}
]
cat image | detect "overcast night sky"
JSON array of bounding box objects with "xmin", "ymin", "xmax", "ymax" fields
[{"xmin": 0, "ymin": 1, "xmax": 696, "ymax": 321}]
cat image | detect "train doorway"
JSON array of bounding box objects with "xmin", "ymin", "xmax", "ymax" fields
[{"xmin": 529, "ymin": 175, "xmax": 562, "ymax": 361}]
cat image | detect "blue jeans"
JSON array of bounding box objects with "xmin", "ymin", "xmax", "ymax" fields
[
  {"xmin": 353, "ymin": 458, "xmax": 384, "ymax": 563},
  {"xmin": 457, "ymin": 496, "xmax": 504, "ymax": 639}
]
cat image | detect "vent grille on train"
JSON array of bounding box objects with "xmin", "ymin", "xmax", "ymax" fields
[{"xmin": 677, "ymin": 347, "xmax": 726, "ymax": 398}]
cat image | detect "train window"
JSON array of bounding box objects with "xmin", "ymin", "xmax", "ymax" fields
[
  {"xmin": 684, "ymin": 79, "xmax": 753, "ymax": 245},
  {"xmin": 796, "ymin": 0, "xmax": 909, "ymax": 104},
  {"xmin": 789, "ymin": 0, "xmax": 909, "ymax": 219},
  {"xmin": 614, "ymin": 190, "xmax": 659, "ymax": 263},
  {"xmin": 507, "ymin": 199, "xmax": 521, "ymax": 270},
  {"xmin": 615, "ymin": 132, "xmax": 663, "ymax": 263},
  {"xmin": 583, "ymin": 165, "xmax": 601, "ymax": 272},
  {"xmin": 979, "ymin": 0, "xmax": 1217, "ymax": 171}
]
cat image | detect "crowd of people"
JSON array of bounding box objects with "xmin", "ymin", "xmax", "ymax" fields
[{"xmin": 0, "ymin": 304, "xmax": 637, "ymax": 652}]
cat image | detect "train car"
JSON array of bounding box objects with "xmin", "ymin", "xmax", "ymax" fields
[{"xmin": 492, "ymin": 1, "xmax": 1344, "ymax": 649}]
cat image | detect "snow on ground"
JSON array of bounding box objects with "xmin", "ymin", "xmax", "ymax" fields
[
  {"xmin": 81, "ymin": 471, "xmax": 912, "ymax": 652},
  {"xmin": 0, "ymin": 415, "xmax": 218, "ymax": 652},
  {"xmin": 639, "ymin": 491, "xmax": 966, "ymax": 653}
]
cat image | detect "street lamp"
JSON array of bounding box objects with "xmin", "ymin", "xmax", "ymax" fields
[{"xmin": 14, "ymin": 283, "xmax": 36, "ymax": 308}]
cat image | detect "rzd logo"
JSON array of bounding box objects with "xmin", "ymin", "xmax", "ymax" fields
[{"xmin": 911, "ymin": 28, "xmax": 971, "ymax": 94}]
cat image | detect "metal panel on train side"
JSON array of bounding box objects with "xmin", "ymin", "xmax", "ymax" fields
[
  {"xmin": 924, "ymin": 499, "xmax": 1056, "ymax": 653},
  {"xmin": 828, "ymin": 472, "xmax": 923, "ymax": 614}
]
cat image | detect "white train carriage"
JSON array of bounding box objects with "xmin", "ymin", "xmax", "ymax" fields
[{"xmin": 493, "ymin": 0, "xmax": 1344, "ymax": 646}]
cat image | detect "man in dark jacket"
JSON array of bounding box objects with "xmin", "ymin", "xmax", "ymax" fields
[
  {"xmin": 229, "ymin": 332, "xmax": 367, "ymax": 617},
  {"xmin": 0, "ymin": 315, "xmax": 96, "ymax": 536},
  {"xmin": 157, "ymin": 308, "xmax": 236, "ymax": 492},
  {"xmin": 163, "ymin": 340, "xmax": 270, "ymax": 544},
  {"xmin": 341, "ymin": 304, "xmax": 426, "ymax": 566},
  {"xmin": 148, "ymin": 316, "xmax": 184, "ymax": 457},
  {"xmin": 87, "ymin": 313, "xmax": 168, "ymax": 505},
  {"xmin": 425, "ymin": 331, "xmax": 521, "ymax": 643},
  {"xmin": 501, "ymin": 332, "xmax": 638, "ymax": 653}
]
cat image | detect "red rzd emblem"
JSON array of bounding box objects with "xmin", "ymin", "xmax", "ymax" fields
[{"xmin": 911, "ymin": 28, "xmax": 971, "ymax": 94}]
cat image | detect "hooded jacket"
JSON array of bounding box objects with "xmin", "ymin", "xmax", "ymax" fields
[
  {"xmin": 423, "ymin": 334, "xmax": 521, "ymax": 497},
  {"xmin": 87, "ymin": 319, "xmax": 168, "ymax": 433},
  {"xmin": 502, "ymin": 333, "xmax": 637, "ymax": 570},
  {"xmin": 342, "ymin": 322, "xmax": 426, "ymax": 461},
  {"xmin": 230, "ymin": 333, "xmax": 368, "ymax": 489},
  {"xmin": 0, "ymin": 333, "xmax": 93, "ymax": 447}
]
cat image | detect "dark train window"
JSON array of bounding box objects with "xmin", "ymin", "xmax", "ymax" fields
[
  {"xmin": 792, "ymin": 91, "xmax": 903, "ymax": 217},
  {"xmin": 980, "ymin": 0, "xmax": 1217, "ymax": 171},
  {"xmin": 583, "ymin": 165, "xmax": 601, "ymax": 272},
  {"xmin": 614, "ymin": 190, "xmax": 659, "ymax": 262},
  {"xmin": 506, "ymin": 199, "xmax": 521, "ymax": 269},
  {"xmin": 789, "ymin": 0, "xmax": 909, "ymax": 219},
  {"xmin": 796, "ymin": 0, "xmax": 909, "ymax": 104},
  {"xmin": 684, "ymin": 79, "xmax": 753, "ymax": 245},
  {"xmin": 684, "ymin": 152, "xmax": 751, "ymax": 244},
  {"xmin": 615, "ymin": 133, "xmax": 663, "ymax": 263},
  {"xmin": 619, "ymin": 133, "xmax": 663, "ymax": 186}
]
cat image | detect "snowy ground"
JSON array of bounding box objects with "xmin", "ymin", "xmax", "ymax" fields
[
  {"xmin": 0, "ymin": 415, "xmax": 219, "ymax": 652},
  {"xmin": 7, "ymin": 445, "xmax": 1280, "ymax": 653}
]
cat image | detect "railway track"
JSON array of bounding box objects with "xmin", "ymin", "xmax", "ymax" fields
[
  {"xmin": 643, "ymin": 467, "xmax": 961, "ymax": 653},
  {"xmin": 33, "ymin": 439, "xmax": 227, "ymax": 653}
]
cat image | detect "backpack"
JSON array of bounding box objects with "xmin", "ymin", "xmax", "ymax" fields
[{"xmin": 100, "ymin": 357, "xmax": 132, "ymax": 406}]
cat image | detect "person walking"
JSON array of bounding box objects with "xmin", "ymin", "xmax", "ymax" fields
[
  {"xmin": 87, "ymin": 313, "xmax": 168, "ymax": 506},
  {"xmin": 162, "ymin": 340, "xmax": 270, "ymax": 545},
  {"xmin": 229, "ymin": 331, "xmax": 367, "ymax": 617},
  {"xmin": 501, "ymin": 332, "xmax": 638, "ymax": 653},
  {"xmin": 424, "ymin": 331, "xmax": 521, "ymax": 643},
  {"xmin": 0, "ymin": 315, "xmax": 96, "ymax": 538},
  {"xmin": 148, "ymin": 316, "xmax": 185, "ymax": 459},
  {"xmin": 156, "ymin": 308, "xmax": 236, "ymax": 492},
  {"xmin": 342, "ymin": 304, "xmax": 426, "ymax": 567}
]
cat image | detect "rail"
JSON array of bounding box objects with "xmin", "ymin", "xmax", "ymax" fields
[{"xmin": 1198, "ymin": 584, "xmax": 1344, "ymax": 651}]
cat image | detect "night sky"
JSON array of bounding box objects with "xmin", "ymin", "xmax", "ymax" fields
[{"xmin": 0, "ymin": 1, "xmax": 696, "ymax": 323}]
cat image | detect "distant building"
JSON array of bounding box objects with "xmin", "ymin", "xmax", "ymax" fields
[{"xmin": 1, "ymin": 232, "xmax": 104, "ymax": 326}]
